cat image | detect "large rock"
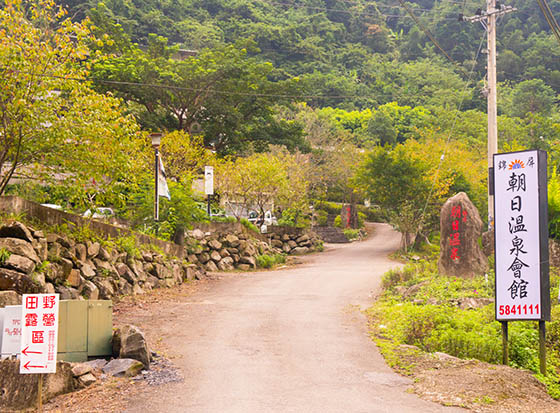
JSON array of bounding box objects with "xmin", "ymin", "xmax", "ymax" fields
[
  {"xmin": 239, "ymin": 256, "xmax": 256, "ymax": 268},
  {"xmin": 4, "ymin": 254, "xmax": 35, "ymax": 274},
  {"xmin": 224, "ymin": 234, "xmax": 240, "ymax": 247},
  {"xmin": 205, "ymin": 260, "xmax": 219, "ymax": 272},
  {"xmin": 117, "ymin": 325, "xmax": 150, "ymax": 369},
  {"xmin": 0, "ymin": 290, "xmax": 21, "ymax": 307},
  {"xmin": 210, "ymin": 250, "xmax": 222, "ymax": 262},
  {"xmin": 191, "ymin": 229, "xmax": 205, "ymax": 240},
  {"xmin": 102, "ymin": 358, "xmax": 144, "ymax": 377},
  {"xmin": 0, "ymin": 221, "xmax": 34, "ymax": 243},
  {"xmin": 217, "ymin": 257, "xmax": 234, "ymax": 271},
  {"xmin": 291, "ymin": 246, "xmax": 310, "ymax": 255},
  {"xmin": 0, "ymin": 359, "xmax": 74, "ymax": 410},
  {"xmin": 0, "ymin": 268, "xmax": 42, "ymax": 293},
  {"xmin": 438, "ymin": 192, "xmax": 488, "ymax": 278},
  {"xmin": 92, "ymin": 277, "xmax": 115, "ymax": 299},
  {"xmin": 208, "ymin": 239, "xmax": 222, "ymax": 250},
  {"xmin": 80, "ymin": 280, "xmax": 99, "ymax": 300},
  {"xmin": 0, "ymin": 237, "xmax": 39, "ymax": 263}
]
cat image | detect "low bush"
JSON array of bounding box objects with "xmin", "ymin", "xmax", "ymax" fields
[
  {"xmin": 370, "ymin": 255, "xmax": 560, "ymax": 399},
  {"xmin": 256, "ymin": 253, "xmax": 286, "ymax": 269},
  {"xmin": 240, "ymin": 218, "xmax": 259, "ymax": 233}
]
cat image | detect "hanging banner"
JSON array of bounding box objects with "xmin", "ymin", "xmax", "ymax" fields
[
  {"xmin": 205, "ymin": 166, "xmax": 214, "ymax": 196},
  {"xmin": 493, "ymin": 150, "xmax": 550, "ymax": 321},
  {"xmin": 158, "ymin": 157, "xmax": 171, "ymax": 200}
]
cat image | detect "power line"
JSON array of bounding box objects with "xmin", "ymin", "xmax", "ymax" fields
[
  {"xmin": 0, "ymin": 66, "xmax": 474, "ymax": 102},
  {"xmin": 396, "ymin": 0, "xmax": 471, "ymax": 78},
  {"xmin": 537, "ymin": 0, "xmax": 560, "ymax": 46},
  {"xmin": 416, "ymin": 31, "xmax": 487, "ymax": 237}
]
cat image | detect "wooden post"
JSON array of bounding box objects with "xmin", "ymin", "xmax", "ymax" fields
[
  {"xmin": 37, "ymin": 374, "xmax": 43, "ymax": 412},
  {"xmin": 501, "ymin": 321, "xmax": 509, "ymax": 365},
  {"xmin": 539, "ymin": 320, "xmax": 547, "ymax": 375}
]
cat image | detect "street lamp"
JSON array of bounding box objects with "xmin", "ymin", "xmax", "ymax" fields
[{"xmin": 150, "ymin": 133, "xmax": 162, "ymax": 223}]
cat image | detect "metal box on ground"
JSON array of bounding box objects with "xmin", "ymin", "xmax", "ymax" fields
[{"xmin": 57, "ymin": 300, "xmax": 112, "ymax": 362}]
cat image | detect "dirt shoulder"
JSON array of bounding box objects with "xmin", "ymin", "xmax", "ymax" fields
[{"xmin": 383, "ymin": 343, "xmax": 560, "ymax": 413}]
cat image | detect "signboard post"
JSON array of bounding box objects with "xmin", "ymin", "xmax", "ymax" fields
[
  {"xmin": 205, "ymin": 166, "xmax": 214, "ymax": 215},
  {"xmin": 20, "ymin": 294, "xmax": 60, "ymax": 411},
  {"xmin": 493, "ymin": 150, "xmax": 550, "ymax": 373}
]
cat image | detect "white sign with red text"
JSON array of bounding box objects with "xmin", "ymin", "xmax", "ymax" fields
[
  {"xmin": 19, "ymin": 294, "xmax": 59, "ymax": 374},
  {"xmin": 494, "ymin": 151, "xmax": 542, "ymax": 320}
]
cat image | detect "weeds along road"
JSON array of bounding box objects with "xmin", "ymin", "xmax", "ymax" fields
[{"xmin": 125, "ymin": 223, "xmax": 465, "ymax": 413}]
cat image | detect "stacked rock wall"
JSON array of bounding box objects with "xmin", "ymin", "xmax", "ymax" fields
[
  {"xmin": 185, "ymin": 226, "xmax": 322, "ymax": 272},
  {"xmin": 0, "ymin": 221, "xmax": 202, "ymax": 300},
  {"xmin": 0, "ymin": 220, "xmax": 322, "ymax": 299}
]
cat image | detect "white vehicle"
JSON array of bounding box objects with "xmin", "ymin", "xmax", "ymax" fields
[
  {"xmin": 40, "ymin": 203, "xmax": 63, "ymax": 211},
  {"xmin": 248, "ymin": 210, "xmax": 277, "ymax": 226},
  {"xmin": 83, "ymin": 207, "xmax": 115, "ymax": 219}
]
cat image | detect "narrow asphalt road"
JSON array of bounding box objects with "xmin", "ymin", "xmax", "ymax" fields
[{"xmin": 125, "ymin": 223, "xmax": 465, "ymax": 413}]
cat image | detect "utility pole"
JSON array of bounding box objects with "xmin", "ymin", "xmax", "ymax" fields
[{"xmin": 462, "ymin": 1, "xmax": 516, "ymax": 230}]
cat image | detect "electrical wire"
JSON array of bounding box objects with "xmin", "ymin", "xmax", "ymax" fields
[
  {"xmin": 0, "ymin": 66, "xmax": 472, "ymax": 102},
  {"xmin": 396, "ymin": 0, "xmax": 471, "ymax": 78},
  {"xmin": 537, "ymin": 0, "xmax": 560, "ymax": 45},
  {"xmin": 414, "ymin": 29, "xmax": 487, "ymax": 237}
]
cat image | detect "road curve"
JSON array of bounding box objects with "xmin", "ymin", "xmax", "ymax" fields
[{"xmin": 125, "ymin": 223, "xmax": 465, "ymax": 413}]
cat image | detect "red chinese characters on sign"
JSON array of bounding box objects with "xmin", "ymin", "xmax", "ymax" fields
[
  {"xmin": 20, "ymin": 294, "xmax": 59, "ymax": 374},
  {"xmin": 43, "ymin": 313, "xmax": 55, "ymax": 327},
  {"xmin": 25, "ymin": 296, "xmax": 38, "ymax": 309},
  {"xmin": 43, "ymin": 296, "xmax": 56, "ymax": 309},
  {"xmin": 31, "ymin": 331, "xmax": 44, "ymax": 344},
  {"xmin": 25, "ymin": 313, "xmax": 37, "ymax": 327},
  {"xmin": 449, "ymin": 205, "xmax": 468, "ymax": 261}
]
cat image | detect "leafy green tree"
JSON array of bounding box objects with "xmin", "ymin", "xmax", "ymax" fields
[
  {"xmin": 0, "ymin": 0, "xmax": 143, "ymax": 208},
  {"xmin": 366, "ymin": 111, "xmax": 396, "ymax": 146},
  {"xmin": 91, "ymin": 38, "xmax": 306, "ymax": 154},
  {"xmin": 503, "ymin": 79, "xmax": 557, "ymax": 118}
]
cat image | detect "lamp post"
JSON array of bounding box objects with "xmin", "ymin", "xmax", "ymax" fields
[{"xmin": 150, "ymin": 133, "xmax": 162, "ymax": 224}]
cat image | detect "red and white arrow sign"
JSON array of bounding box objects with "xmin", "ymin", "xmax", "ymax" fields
[
  {"xmin": 23, "ymin": 361, "xmax": 46, "ymax": 370},
  {"xmin": 21, "ymin": 346, "xmax": 42, "ymax": 357}
]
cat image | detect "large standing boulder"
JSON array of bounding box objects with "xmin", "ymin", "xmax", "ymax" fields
[
  {"xmin": 117, "ymin": 324, "xmax": 150, "ymax": 369},
  {"xmin": 438, "ymin": 192, "xmax": 488, "ymax": 278}
]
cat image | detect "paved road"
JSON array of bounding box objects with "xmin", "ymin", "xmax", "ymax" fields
[{"xmin": 125, "ymin": 223, "xmax": 464, "ymax": 413}]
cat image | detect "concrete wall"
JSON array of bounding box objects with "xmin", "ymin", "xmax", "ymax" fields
[{"xmin": 0, "ymin": 196, "xmax": 185, "ymax": 258}]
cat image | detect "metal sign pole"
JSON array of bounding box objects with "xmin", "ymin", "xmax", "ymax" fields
[
  {"xmin": 501, "ymin": 321, "xmax": 509, "ymax": 365},
  {"xmin": 539, "ymin": 320, "xmax": 547, "ymax": 375}
]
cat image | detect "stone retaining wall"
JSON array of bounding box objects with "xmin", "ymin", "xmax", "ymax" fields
[{"xmin": 0, "ymin": 221, "xmax": 202, "ymax": 300}]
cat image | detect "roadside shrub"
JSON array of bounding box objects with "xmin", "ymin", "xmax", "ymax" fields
[
  {"xmin": 357, "ymin": 211, "xmax": 366, "ymax": 228},
  {"xmin": 313, "ymin": 200, "xmax": 341, "ymax": 215},
  {"xmin": 343, "ymin": 228, "xmax": 360, "ymax": 240},
  {"xmin": 315, "ymin": 210, "xmax": 328, "ymax": 226},
  {"xmin": 256, "ymin": 253, "xmax": 286, "ymax": 268},
  {"xmin": 333, "ymin": 215, "xmax": 342, "ymax": 228},
  {"xmin": 240, "ymin": 218, "xmax": 259, "ymax": 233}
]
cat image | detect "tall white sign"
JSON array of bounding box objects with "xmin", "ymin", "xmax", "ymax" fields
[
  {"xmin": 205, "ymin": 166, "xmax": 214, "ymax": 196},
  {"xmin": 494, "ymin": 150, "xmax": 549, "ymax": 321},
  {"xmin": 20, "ymin": 294, "xmax": 59, "ymax": 374}
]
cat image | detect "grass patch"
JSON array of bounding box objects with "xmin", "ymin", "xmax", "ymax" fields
[
  {"xmin": 256, "ymin": 253, "xmax": 286, "ymax": 269},
  {"xmin": 369, "ymin": 254, "xmax": 560, "ymax": 399}
]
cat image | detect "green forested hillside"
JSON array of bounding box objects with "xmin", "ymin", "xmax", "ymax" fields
[
  {"xmin": 5, "ymin": 0, "xmax": 560, "ymax": 243},
  {"xmin": 63, "ymin": 0, "xmax": 560, "ymax": 108}
]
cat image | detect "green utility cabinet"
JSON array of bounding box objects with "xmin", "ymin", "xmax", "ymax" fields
[{"xmin": 57, "ymin": 300, "xmax": 113, "ymax": 362}]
